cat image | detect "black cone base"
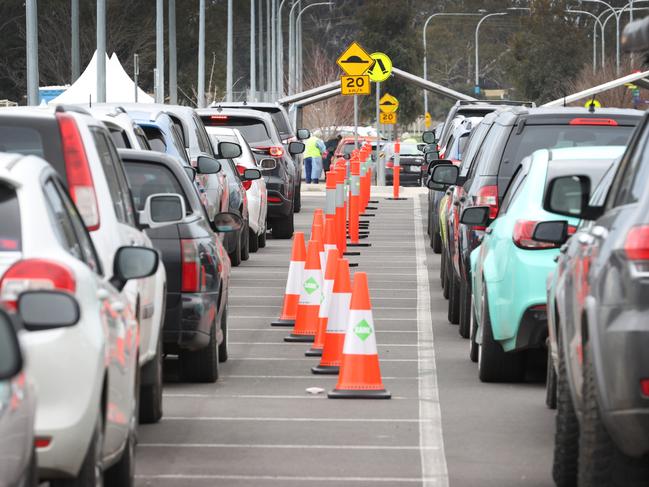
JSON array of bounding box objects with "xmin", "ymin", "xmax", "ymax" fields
[
  {"xmin": 349, "ymin": 262, "xmax": 359, "ymax": 268},
  {"xmin": 284, "ymin": 334, "xmax": 315, "ymax": 343},
  {"xmin": 312, "ymin": 364, "xmax": 340, "ymax": 375},
  {"xmin": 369, "ymin": 200, "xmax": 379, "ymax": 203},
  {"xmin": 305, "ymin": 347, "xmax": 323, "ymax": 357},
  {"xmin": 348, "ymin": 243, "xmax": 371, "ymax": 247},
  {"xmin": 361, "ymin": 214, "xmax": 376, "ymax": 217},
  {"xmin": 358, "ymin": 234, "xmax": 369, "ymax": 240},
  {"xmin": 386, "ymin": 197, "xmax": 408, "ymax": 201},
  {"xmin": 344, "ymin": 251, "xmax": 361, "ymax": 256},
  {"xmin": 365, "ymin": 206, "xmax": 378, "ymax": 210},
  {"xmin": 328, "ymin": 388, "xmax": 391, "ymax": 399},
  {"xmin": 271, "ymin": 319, "xmax": 295, "ymax": 327}
]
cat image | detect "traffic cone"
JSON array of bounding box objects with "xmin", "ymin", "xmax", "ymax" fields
[
  {"xmin": 271, "ymin": 231, "xmax": 306, "ymax": 327},
  {"xmin": 312, "ymin": 258, "xmax": 352, "ymax": 374},
  {"xmin": 348, "ymin": 160, "xmax": 371, "ymax": 248},
  {"xmin": 312, "ymin": 222, "xmax": 326, "ymax": 274},
  {"xmin": 311, "ymin": 209, "xmax": 324, "ymax": 236},
  {"xmin": 306, "ymin": 248, "xmax": 339, "ymax": 357},
  {"xmin": 328, "ymin": 272, "xmax": 391, "ymax": 399},
  {"xmin": 323, "ymin": 216, "xmax": 337, "ymax": 255},
  {"xmin": 285, "ymin": 239, "xmax": 322, "ymax": 342},
  {"xmin": 334, "ymin": 168, "xmax": 347, "ymax": 255}
]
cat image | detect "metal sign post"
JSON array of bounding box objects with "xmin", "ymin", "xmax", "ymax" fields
[
  {"xmin": 134, "ymin": 54, "xmax": 139, "ymax": 102},
  {"xmin": 354, "ymin": 95, "xmax": 359, "ymax": 149},
  {"xmin": 376, "ymin": 81, "xmax": 384, "ymax": 186}
]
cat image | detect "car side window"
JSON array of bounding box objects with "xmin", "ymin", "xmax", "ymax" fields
[
  {"xmin": 193, "ymin": 115, "xmax": 215, "ymax": 156},
  {"xmin": 459, "ymin": 123, "xmax": 488, "ymax": 177},
  {"xmin": 43, "ymin": 179, "xmax": 85, "ymax": 262},
  {"xmin": 500, "ymin": 164, "xmax": 527, "ymax": 214},
  {"xmin": 611, "ymin": 127, "xmax": 649, "ymax": 207},
  {"xmin": 91, "ymin": 128, "xmax": 129, "ymax": 223}
]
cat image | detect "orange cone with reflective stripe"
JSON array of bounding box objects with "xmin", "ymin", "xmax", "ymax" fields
[
  {"xmin": 271, "ymin": 232, "xmax": 306, "ymax": 327},
  {"xmin": 311, "ymin": 209, "xmax": 324, "ymax": 236},
  {"xmin": 311, "ymin": 222, "xmax": 326, "ymax": 273},
  {"xmin": 285, "ymin": 239, "xmax": 322, "ymax": 342},
  {"xmin": 312, "ymin": 258, "xmax": 351, "ymax": 374},
  {"xmin": 328, "ymin": 272, "xmax": 391, "ymax": 398},
  {"xmin": 306, "ymin": 248, "xmax": 339, "ymax": 357},
  {"xmin": 323, "ymin": 216, "xmax": 337, "ymax": 255}
]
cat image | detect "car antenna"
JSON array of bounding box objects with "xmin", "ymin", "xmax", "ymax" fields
[
  {"xmin": 89, "ymin": 94, "xmax": 92, "ymax": 108},
  {"xmin": 588, "ymin": 95, "xmax": 596, "ymax": 113}
]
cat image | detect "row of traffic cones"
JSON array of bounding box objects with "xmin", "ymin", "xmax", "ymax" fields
[{"xmin": 270, "ymin": 143, "xmax": 390, "ymax": 399}]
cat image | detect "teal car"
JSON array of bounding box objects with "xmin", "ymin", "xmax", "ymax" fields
[{"xmin": 466, "ymin": 146, "xmax": 625, "ymax": 383}]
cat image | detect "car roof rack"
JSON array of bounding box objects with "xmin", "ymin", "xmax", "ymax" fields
[{"xmin": 54, "ymin": 104, "xmax": 92, "ymax": 116}]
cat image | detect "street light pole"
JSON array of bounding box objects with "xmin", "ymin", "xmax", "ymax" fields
[
  {"xmin": 155, "ymin": 0, "xmax": 164, "ymax": 103},
  {"xmin": 277, "ymin": 0, "xmax": 289, "ymax": 96},
  {"xmin": 97, "ymin": 0, "xmax": 106, "ymax": 103},
  {"xmin": 25, "ymin": 0, "xmax": 39, "ymax": 106},
  {"xmin": 566, "ymin": 10, "xmax": 605, "ymax": 74},
  {"xmin": 169, "ymin": 0, "xmax": 177, "ymax": 104},
  {"xmin": 580, "ymin": 0, "xmax": 619, "ymax": 74},
  {"xmin": 226, "ymin": 0, "xmax": 233, "ymax": 102},
  {"xmin": 198, "ymin": 0, "xmax": 206, "ymax": 107},
  {"xmin": 475, "ymin": 12, "xmax": 506, "ymax": 97},
  {"xmin": 271, "ymin": 0, "xmax": 277, "ymax": 98},
  {"xmin": 251, "ymin": 0, "xmax": 256, "ymax": 101},
  {"xmin": 266, "ymin": 0, "xmax": 271, "ymax": 100},
  {"xmin": 295, "ymin": 2, "xmax": 333, "ymax": 94},
  {"xmin": 288, "ymin": 0, "xmax": 301, "ymax": 95},
  {"xmin": 258, "ymin": 0, "xmax": 265, "ymax": 100},
  {"xmin": 71, "ymin": 0, "xmax": 80, "ymax": 82}
]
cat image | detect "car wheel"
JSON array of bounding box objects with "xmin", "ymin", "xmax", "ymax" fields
[
  {"xmin": 249, "ymin": 228, "xmax": 260, "ymax": 253},
  {"xmin": 440, "ymin": 249, "xmax": 446, "ymax": 287},
  {"xmin": 447, "ymin": 273, "xmax": 460, "ymax": 325},
  {"xmin": 552, "ymin": 339, "xmax": 579, "ymax": 487},
  {"xmin": 258, "ymin": 229, "xmax": 267, "ymax": 248},
  {"xmin": 469, "ymin": 306, "xmax": 479, "ymax": 363},
  {"xmin": 427, "ymin": 204, "xmax": 432, "ymax": 236},
  {"xmin": 458, "ymin": 279, "xmax": 471, "ymax": 338},
  {"xmin": 294, "ymin": 190, "xmax": 301, "ymax": 213},
  {"xmin": 179, "ymin": 318, "xmax": 219, "ymax": 383},
  {"xmin": 241, "ymin": 221, "xmax": 250, "ymax": 261},
  {"xmin": 432, "ymin": 232, "xmax": 442, "ymax": 254},
  {"xmin": 51, "ymin": 408, "xmax": 104, "ymax": 487},
  {"xmin": 272, "ymin": 213, "xmax": 294, "ymax": 239},
  {"xmin": 218, "ymin": 303, "xmax": 228, "ymax": 363},
  {"xmin": 442, "ymin": 255, "xmax": 451, "ymax": 300},
  {"xmin": 229, "ymin": 233, "xmax": 242, "ymax": 267},
  {"xmin": 478, "ymin": 286, "xmax": 526, "ymax": 383},
  {"xmin": 429, "ymin": 216, "xmax": 438, "ymax": 249},
  {"xmin": 139, "ymin": 335, "xmax": 163, "ymax": 424},
  {"xmin": 546, "ymin": 346, "xmax": 557, "ymax": 410}
]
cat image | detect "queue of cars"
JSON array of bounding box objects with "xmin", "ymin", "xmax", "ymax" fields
[
  {"xmin": 425, "ymin": 101, "xmax": 649, "ymax": 484},
  {"xmin": 0, "ymin": 100, "xmax": 308, "ymax": 486}
]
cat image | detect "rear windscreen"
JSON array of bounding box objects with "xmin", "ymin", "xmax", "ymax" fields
[
  {"xmin": 123, "ymin": 162, "xmax": 188, "ymax": 211},
  {"xmin": 0, "ymin": 184, "xmax": 21, "ymax": 251},
  {"xmin": 268, "ymin": 111, "xmax": 292, "ymax": 138},
  {"xmin": 202, "ymin": 117, "xmax": 271, "ymax": 146}
]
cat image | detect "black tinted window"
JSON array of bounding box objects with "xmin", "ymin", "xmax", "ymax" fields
[
  {"xmin": 109, "ymin": 128, "xmax": 130, "ymax": 149},
  {"xmin": 270, "ymin": 111, "xmax": 292, "ymax": 137},
  {"xmin": 202, "ymin": 116, "xmax": 272, "ymax": 145},
  {"xmin": 458, "ymin": 122, "xmax": 490, "ymax": 178},
  {"xmin": 142, "ymin": 126, "xmax": 167, "ymax": 152},
  {"xmin": 43, "ymin": 179, "xmax": 84, "ymax": 261},
  {"xmin": 123, "ymin": 162, "xmax": 188, "ymax": 211},
  {"xmin": 613, "ymin": 127, "xmax": 649, "ymax": 206},
  {"xmin": 0, "ymin": 184, "xmax": 21, "ymax": 252},
  {"xmin": 91, "ymin": 128, "xmax": 131, "ymax": 224}
]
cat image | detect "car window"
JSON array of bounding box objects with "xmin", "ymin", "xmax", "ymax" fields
[
  {"xmin": 43, "ymin": 179, "xmax": 85, "ymax": 262},
  {"xmin": 108, "ymin": 128, "xmax": 130, "ymax": 149},
  {"xmin": 142, "ymin": 126, "xmax": 167, "ymax": 152},
  {"xmin": 192, "ymin": 115, "xmax": 213, "ymax": 156},
  {"xmin": 458, "ymin": 122, "xmax": 490, "ymax": 177},
  {"xmin": 590, "ymin": 164, "xmax": 616, "ymax": 206},
  {"xmin": 612, "ymin": 127, "xmax": 649, "ymax": 207},
  {"xmin": 202, "ymin": 116, "xmax": 272, "ymax": 146},
  {"xmin": 270, "ymin": 110, "xmax": 292, "ymax": 138},
  {"xmin": 500, "ymin": 163, "xmax": 527, "ymax": 214},
  {"xmin": 458, "ymin": 134, "xmax": 470, "ymax": 159},
  {"xmin": 123, "ymin": 162, "xmax": 189, "ymax": 211},
  {"xmin": 0, "ymin": 184, "xmax": 21, "ymax": 252}
]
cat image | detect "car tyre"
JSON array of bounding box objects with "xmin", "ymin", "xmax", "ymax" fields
[
  {"xmin": 258, "ymin": 229, "xmax": 267, "ymax": 248},
  {"xmin": 478, "ymin": 287, "xmax": 526, "ymax": 383},
  {"xmin": 22, "ymin": 446, "xmax": 37, "ymax": 487},
  {"xmin": 272, "ymin": 213, "xmax": 294, "ymax": 239},
  {"xmin": 440, "ymin": 249, "xmax": 446, "ymax": 287},
  {"xmin": 249, "ymin": 228, "xmax": 260, "ymax": 253},
  {"xmin": 458, "ymin": 279, "xmax": 471, "ymax": 338},
  {"xmin": 447, "ymin": 274, "xmax": 460, "ymax": 325},
  {"xmin": 546, "ymin": 346, "xmax": 557, "ymax": 410},
  {"xmin": 241, "ymin": 221, "xmax": 250, "ymax": 262},
  {"xmin": 179, "ymin": 319, "xmax": 219, "ymax": 383},
  {"xmin": 443, "ymin": 255, "xmax": 451, "ymax": 300},
  {"xmin": 294, "ymin": 191, "xmax": 301, "ymax": 213},
  {"xmin": 218, "ymin": 303, "xmax": 229, "ymax": 363},
  {"xmin": 469, "ymin": 306, "xmax": 479, "ymax": 363},
  {"xmin": 139, "ymin": 335, "xmax": 163, "ymax": 424}
]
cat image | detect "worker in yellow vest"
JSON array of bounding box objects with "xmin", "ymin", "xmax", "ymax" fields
[{"xmin": 304, "ymin": 131, "xmax": 326, "ymax": 184}]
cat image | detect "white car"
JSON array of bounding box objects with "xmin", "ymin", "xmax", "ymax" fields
[
  {"xmin": 85, "ymin": 105, "xmax": 153, "ymax": 151},
  {"xmin": 204, "ymin": 126, "xmax": 268, "ymax": 249},
  {"xmin": 0, "ymin": 105, "xmax": 167, "ymax": 424},
  {"xmin": 0, "ymin": 153, "xmax": 158, "ymax": 486}
]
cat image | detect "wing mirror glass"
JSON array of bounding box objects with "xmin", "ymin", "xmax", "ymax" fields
[
  {"xmin": 140, "ymin": 194, "xmax": 186, "ymax": 229},
  {"xmin": 212, "ymin": 212, "xmax": 243, "ymax": 233},
  {"xmin": 0, "ymin": 310, "xmax": 22, "ymax": 379},
  {"xmin": 197, "ymin": 155, "xmax": 222, "ymax": 174},
  {"xmin": 218, "ymin": 141, "xmax": 242, "ymax": 159},
  {"xmin": 288, "ymin": 141, "xmax": 305, "ymax": 155},
  {"xmin": 296, "ymin": 128, "xmax": 310, "ymax": 140},
  {"xmin": 532, "ymin": 220, "xmax": 570, "ymax": 245},
  {"xmin": 427, "ymin": 163, "xmax": 458, "ymax": 191},
  {"xmin": 111, "ymin": 246, "xmax": 159, "ymax": 291},
  {"xmin": 460, "ymin": 206, "xmax": 491, "ymax": 227},
  {"xmin": 242, "ymin": 168, "xmax": 262, "ymax": 181},
  {"xmin": 422, "ymin": 130, "xmax": 437, "ymax": 144},
  {"xmin": 258, "ymin": 158, "xmax": 277, "ymax": 171},
  {"xmin": 543, "ymin": 175, "xmax": 595, "ymax": 219},
  {"xmin": 18, "ymin": 291, "xmax": 80, "ymax": 332},
  {"xmin": 184, "ymin": 166, "xmax": 197, "ymax": 182}
]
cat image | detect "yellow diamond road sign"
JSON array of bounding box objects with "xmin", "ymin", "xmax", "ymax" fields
[
  {"xmin": 367, "ymin": 52, "xmax": 392, "ymax": 83},
  {"xmin": 379, "ymin": 93, "xmax": 399, "ymax": 113},
  {"xmin": 336, "ymin": 41, "xmax": 374, "ymax": 76}
]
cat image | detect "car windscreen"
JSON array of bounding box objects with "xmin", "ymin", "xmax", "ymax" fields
[
  {"xmin": 202, "ymin": 116, "xmax": 272, "ymax": 146},
  {"xmin": 123, "ymin": 162, "xmax": 189, "ymax": 212},
  {"xmin": 0, "ymin": 184, "xmax": 21, "ymax": 252}
]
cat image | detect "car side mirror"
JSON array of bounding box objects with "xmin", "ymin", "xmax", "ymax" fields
[
  {"xmin": 197, "ymin": 155, "xmax": 222, "ymax": 174},
  {"xmin": 427, "ymin": 158, "xmax": 453, "ymax": 174},
  {"xmin": 18, "ymin": 291, "xmax": 80, "ymax": 332},
  {"xmin": 288, "ymin": 141, "xmax": 305, "ymax": 155},
  {"xmin": 532, "ymin": 220, "xmax": 570, "ymax": 245},
  {"xmin": 242, "ymin": 168, "xmax": 262, "ymax": 181},
  {"xmin": 422, "ymin": 130, "xmax": 437, "ymax": 144},
  {"xmin": 543, "ymin": 175, "xmax": 601, "ymax": 220},
  {"xmin": 111, "ymin": 246, "xmax": 159, "ymax": 291},
  {"xmin": 140, "ymin": 194, "xmax": 186, "ymax": 229},
  {"xmin": 427, "ymin": 163, "xmax": 458, "ymax": 191},
  {"xmin": 258, "ymin": 158, "xmax": 277, "ymax": 171},
  {"xmin": 218, "ymin": 141, "xmax": 242, "ymax": 159},
  {"xmin": 0, "ymin": 309, "xmax": 22, "ymax": 379},
  {"xmin": 296, "ymin": 128, "xmax": 310, "ymax": 140},
  {"xmin": 184, "ymin": 166, "xmax": 197, "ymax": 181},
  {"xmin": 212, "ymin": 211, "xmax": 243, "ymax": 233},
  {"xmin": 460, "ymin": 206, "xmax": 491, "ymax": 227},
  {"xmin": 417, "ymin": 143, "xmax": 426, "ymax": 152}
]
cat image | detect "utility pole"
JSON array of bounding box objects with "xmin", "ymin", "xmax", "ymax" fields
[
  {"xmin": 226, "ymin": 0, "xmax": 233, "ymax": 102},
  {"xmin": 277, "ymin": 0, "xmax": 288, "ymax": 96},
  {"xmin": 97, "ymin": 0, "xmax": 106, "ymax": 103},
  {"xmin": 198, "ymin": 0, "xmax": 206, "ymax": 107},
  {"xmin": 134, "ymin": 54, "xmax": 139, "ymax": 102},
  {"xmin": 266, "ymin": 0, "xmax": 271, "ymax": 100},
  {"xmin": 288, "ymin": 0, "xmax": 301, "ymax": 95},
  {"xmin": 169, "ymin": 0, "xmax": 177, "ymax": 104},
  {"xmin": 250, "ymin": 0, "xmax": 256, "ymax": 101},
  {"xmin": 26, "ymin": 0, "xmax": 39, "ymax": 105},
  {"xmin": 258, "ymin": 0, "xmax": 265, "ymax": 100},
  {"xmin": 156, "ymin": 0, "xmax": 164, "ymax": 103},
  {"xmin": 71, "ymin": 0, "xmax": 80, "ymax": 82},
  {"xmin": 271, "ymin": 0, "xmax": 277, "ymax": 98}
]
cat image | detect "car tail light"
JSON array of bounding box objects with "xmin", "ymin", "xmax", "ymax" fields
[
  {"xmin": 256, "ymin": 146, "xmax": 284, "ymax": 158},
  {"xmin": 569, "ymin": 118, "xmax": 618, "ymax": 126},
  {"xmin": 56, "ymin": 112, "xmax": 100, "ymax": 231},
  {"xmin": 512, "ymin": 220, "xmax": 576, "ymax": 250},
  {"xmin": 476, "ymin": 185, "xmax": 499, "ymax": 219},
  {"xmin": 440, "ymin": 150, "xmax": 446, "ymax": 159},
  {"xmin": 181, "ymin": 239, "xmax": 202, "ymax": 292},
  {"xmin": 641, "ymin": 379, "xmax": 649, "ymax": 398},
  {"xmin": 0, "ymin": 259, "xmax": 76, "ymax": 310},
  {"xmin": 209, "ymin": 115, "xmax": 228, "ymax": 120},
  {"xmin": 236, "ymin": 164, "xmax": 252, "ymax": 190},
  {"xmin": 624, "ymin": 225, "xmax": 649, "ymax": 273},
  {"xmin": 34, "ymin": 437, "xmax": 52, "ymax": 449},
  {"xmin": 268, "ymin": 196, "xmax": 282, "ymax": 203}
]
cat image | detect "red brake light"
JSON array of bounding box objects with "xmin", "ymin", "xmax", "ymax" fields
[
  {"xmin": 268, "ymin": 196, "xmax": 282, "ymax": 203},
  {"xmin": 236, "ymin": 164, "xmax": 252, "ymax": 190},
  {"xmin": 181, "ymin": 239, "xmax": 202, "ymax": 292},
  {"xmin": 34, "ymin": 437, "xmax": 52, "ymax": 449},
  {"xmin": 641, "ymin": 379, "xmax": 649, "ymax": 398},
  {"xmin": 56, "ymin": 112, "xmax": 100, "ymax": 231},
  {"xmin": 624, "ymin": 225, "xmax": 649, "ymax": 261},
  {"xmin": 569, "ymin": 118, "xmax": 618, "ymax": 126},
  {"xmin": 0, "ymin": 259, "xmax": 76, "ymax": 310},
  {"xmin": 269, "ymin": 146, "xmax": 284, "ymax": 157},
  {"xmin": 386, "ymin": 160, "xmax": 394, "ymax": 168},
  {"xmin": 476, "ymin": 185, "xmax": 499, "ymax": 220}
]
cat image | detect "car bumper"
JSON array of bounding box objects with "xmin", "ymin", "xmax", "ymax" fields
[
  {"xmin": 163, "ymin": 291, "xmax": 218, "ymax": 352},
  {"xmin": 266, "ymin": 190, "xmax": 293, "ymax": 219},
  {"xmin": 385, "ymin": 169, "xmax": 422, "ymax": 186}
]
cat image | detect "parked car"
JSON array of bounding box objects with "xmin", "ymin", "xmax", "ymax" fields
[
  {"xmin": 0, "ymin": 152, "xmax": 158, "ymax": 485},
  {"xmin": 198, "ymin": 108, "xmax": 305, "ymax": 239},
  {"xmin": 0, "ymin": 105, "xmax": 169, "ymax": 424},
  {"xmin": 429, "ymin": 107, "xmax": 642, "ymax": 341},
  {"xmin": 120, "ymin": 148, "xmax": 243, "ymax": 382},
  {"xmin": 0, "ymin": 302, "xmax": 36, "ymax": 487},
  {"xmin": 384, "ymin": 142, "xmax": 425, "ymax": 186},
  {"xmin": 540, "ymin": 109, "xmax": 649, "ymax": 484},
  {"xmin": 204, "ymin": 126, "xmax": 267, "ymax": 253},
  {"xmin": 85, "ymin": 105, "xmax": 152, "ymax": 150}
]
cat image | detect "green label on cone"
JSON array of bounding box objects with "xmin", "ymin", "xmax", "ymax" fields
[
  {"xmin": 304, "ymin": 277, "xmax": 320, "ymax": 295},
  {"xmin": 354, "ymin": 319, "xmax": 373, "ymax": 341}
]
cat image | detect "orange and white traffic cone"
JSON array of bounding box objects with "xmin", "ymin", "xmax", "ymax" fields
[
  {"xmin": 306, "ymin": 248, "xmax": 339, "ymax": 357},
  {"xmin": 312, "ymin": 258, "xmax": 352, "ymax": 374},
  {"xmin": 311, "ymin": 208, "xmax": 324, "ymax": 236},
  {"xmin": 323, "ymin": 216, "xmax": 337, "ymax": 255},
  {"xmin": 311, "ymin": 222, "xmax": 326, "ymax": 275},
  {"xmin": 328, "ymin": 272, "xmax": 391, "ymax": 399},
  {"xmin": 348, "ymin": 160, "xmax": 371, "ymax": 248},
  {"xmin": 285, "ymin": 239, "xmax": 322, "ymax": 342},
  {"xmin": 334, "ymin": 168, "xmax": 347, "ymax": 255},
  {"xmin": 271, "ymin": 231, "xmax": 306, "ymax": 327}
]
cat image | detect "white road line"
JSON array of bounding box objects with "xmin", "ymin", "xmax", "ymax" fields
[
  {"xmin": 139, "ymin": 443, "xmax": 436, "ymax": 450},
  {"xmin": 413, "ymin": 196, "xmax": 449, "ymax": 487},
  {"xmin": 162, "ymin": 416, "xmax": 424, "ymax": 422},
  {"xmin": 135, "ymin": 474, "xmax": 445, "ymax": 483}
]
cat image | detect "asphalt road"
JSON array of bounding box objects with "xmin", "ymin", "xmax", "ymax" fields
[{"xmin": 134, "ymin": 189, "xmax": 555, "ymax": 487}]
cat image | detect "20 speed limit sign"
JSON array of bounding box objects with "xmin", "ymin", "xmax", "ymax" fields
[
  {"xmin": 341, "ymin": 75, "xmax": 371, "ymax": 96},
  {"xmin": 380, "ymin": 112, "xmax": 397, "ymax": 125}
]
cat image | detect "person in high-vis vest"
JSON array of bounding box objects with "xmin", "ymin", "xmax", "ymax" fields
[{"xmin": 304, "ymin": 133, "xmax": 326, "ymax": 184}]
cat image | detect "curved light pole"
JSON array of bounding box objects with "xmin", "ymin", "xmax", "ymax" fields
[
  {"xmin": 422, "ymin": 12, "xmax": 482, "ymax": 117},
  {"xmin": 295, "ymin": 2, "xmax": 333, "ymax": 93},
  {"xmin": 566, "ymin": 9, "xmax": 604, "ymax": 73},
  {"xmin": 288, "ymin": 0, "xmax": 301, "ymax": 95},
  {"xmin": 277, "ymin": 0, "xmax": 289, "ymax": 96},
  {"xmin": 601, "ymin": 3, "xmax": 649, "ymax": 68},
  {"xmin": 475, "ymin": 12, "xmax": 507, "ymax": 97},
  {"xmin": 580, "ymin": 0, "xmax": 620, "ymax": 73}
]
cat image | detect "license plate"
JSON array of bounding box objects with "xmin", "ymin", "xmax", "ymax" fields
[{"xmin": 408, "ymin": 165, "xmax": 420, "ymax": 173}]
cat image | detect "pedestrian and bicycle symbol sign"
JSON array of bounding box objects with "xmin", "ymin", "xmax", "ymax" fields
[
  {"xmin": 304, "ymin": 277, "xmax": 320, "ymax": 295},
  {"xmin": 367, "ymin": 52, "xmax": 392, "ymax": 82},
  {"xmin": 354, "ymin": 319, "xmax": 373, "ymax": 341},
  {"xmin": 379, "ymin": 93, "xmax": 399, "ymax": 113}
]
